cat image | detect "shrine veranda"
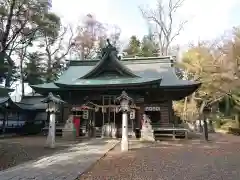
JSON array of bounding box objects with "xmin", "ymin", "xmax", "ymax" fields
[{"xmin": 31, "ymin": 44, "xmax": 200, "ymax": 138}]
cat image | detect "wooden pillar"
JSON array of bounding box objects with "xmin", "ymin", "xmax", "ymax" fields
[
  {"xmin": 101, "ymin": 96, "xmax": 105, "ymax": 137},
  {"xmin": 92, "ymin": 109, "xmax": 96, "ymax": 137},
  {"xmin": 136, "ymin": 104, "xmax": 144, "ymax": 129},
  {"xmin": 61, "ymin": 104, "xmax": 64, "ymax": 123},
  {"xmin": 168, "ymin": 100, "xmax": 174, "ymax": 126}
]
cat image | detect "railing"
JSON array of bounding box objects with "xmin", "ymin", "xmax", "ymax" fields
[{"xmin": 151, "ymin": 122, "xmax": 189, "ymax": 139}]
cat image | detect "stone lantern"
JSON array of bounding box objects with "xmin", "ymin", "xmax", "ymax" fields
[
  {"xmin": 42, "ymin": 92, "xmax": 65, "ymax": 148},
  {"xmin": 116, "ymin": 91, "xmax": 133, "ymax": 152}
]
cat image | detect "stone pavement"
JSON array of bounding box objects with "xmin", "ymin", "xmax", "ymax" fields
[{"xmin": 0, "ymin": 138, "xmax": 119, "ymax": 180}]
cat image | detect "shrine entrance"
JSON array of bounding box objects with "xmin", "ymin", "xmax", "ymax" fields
[
  {"xmin": 73, "ymin": 95, "xmax": 138, "ymax": 138},
  {"xmin": 96, "ymin": 95, "xmax": 137, "ymax": 138}
]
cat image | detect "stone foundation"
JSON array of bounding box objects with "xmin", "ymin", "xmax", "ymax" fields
[{"xmin": 140, "ymin": 129, "xmax": 155, "ymax": 141}]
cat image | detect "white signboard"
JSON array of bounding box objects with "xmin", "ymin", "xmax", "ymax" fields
[
  {"xmin": 145, "ymin": 106, "xmax": 160, "ymax": 111},
  {"xmin": 130, "ymin": 110, "xmax": 135, "ymax": 119}
]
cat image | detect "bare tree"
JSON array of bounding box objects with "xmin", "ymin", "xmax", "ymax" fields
[
  {"xmin": 42, "ymin": 25, "xmax": 74, "ymax": 82},
  {"xmin": 140, "ymin": 0, "xmax": 187, "ymax": 56},
  {"xmin": 72, "ymin": 14, "xmax": 121, "ymax": 59},
  {"xmin": 0, "ymin": 0, "xmax": 52, "ymax": 87},
  {"xmin": 72, "ymin": 14, "xmax": 106, "ymax": 59}
]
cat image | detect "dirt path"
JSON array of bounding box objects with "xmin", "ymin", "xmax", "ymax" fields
[
  {"xmin": 80, "ymin": 134, "xmax": 240, "ymax": 180},
  {"xmin": 0, "ymin": 136, "xmax": 74, "ymax": 170}
]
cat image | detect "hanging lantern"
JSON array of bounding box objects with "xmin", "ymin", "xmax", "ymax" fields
[{"xmin": 82, "ymin": 110, "xmax": 89, "ymax": 119}]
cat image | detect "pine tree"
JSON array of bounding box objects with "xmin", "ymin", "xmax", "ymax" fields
[
  {"xmin": 24, "ymin": 52, "xmax": 44, "ymax": 85},
  {"xmin": 123, "ymin": 36, "xmax": 141, "ymax": 56}
]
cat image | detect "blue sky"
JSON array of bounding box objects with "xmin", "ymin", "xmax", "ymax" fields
[{"xmin": 51, "ymin": 0, "xmax": 240, "ymax": 45}]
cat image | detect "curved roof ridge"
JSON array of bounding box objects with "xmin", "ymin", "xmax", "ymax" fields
[{"xmin": 80, "ymin": 51, "xmax": 139, "ymax": 79}]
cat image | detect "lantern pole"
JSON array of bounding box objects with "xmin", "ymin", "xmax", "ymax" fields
[
  {"xmin": 122, "ymin": 110, "xmax": 128, "ymax": 151},
  {"xmin": 116, "ymin": 91, "xmax": 133, "ymax": 152},
  {"xmin": 42, "ymin": 92, "xmax": 65, "ymax": 148},
  {"xmin": 47, "ymin": 108, "xmax": 56, "ymax": 148}
]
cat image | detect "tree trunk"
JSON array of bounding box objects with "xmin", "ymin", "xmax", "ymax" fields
[
  {"xmin": 20, "ymin": 47, "xmax": 27, "ymax": 97},
  {"xmin": 183, "ymin": 96, "xmax": 188, "ymax": 120},
  {"xmin": 203, "ymin": 116, "xmax": 209, "ymax": 141},
  {"xmin": 21, "ymin": 78, "xmax": 25, "ymax": 97},
  {"xmin": 5, "ymin": 66, "xmax": 12, "ymax": 88},
  {"xmin": 1, "ymin": 0, "xmax": 16, "ymax": 87},
  {"xmin": 20, "ymin": 57, "xmax": 24, "ymax": 97},
  {"xmin": 224, "ymin": 96, "xmax": 230, "ymax": 116},
  {"xmin": 198, "ymin": 101, "xmax": 206, "ymax": 132},
  {"xmin": 2, "ymin": 111, "xmax": 7, "ymax": 134},
  {"xmin": 46, "ymin": 49, "xmax": 52, "ymax": 82},
  {"xmin": 235, "ymin": 113, "xmax": 240, "ymax": 128}
]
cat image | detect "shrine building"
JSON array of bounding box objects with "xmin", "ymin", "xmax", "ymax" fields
[{"xmin": 31, "ymin": 43, "xmax": 201, "ymax": 138}]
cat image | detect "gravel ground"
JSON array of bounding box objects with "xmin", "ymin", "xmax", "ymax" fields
[
  {"xmin": 0, "ymin": 136, "xmax": 73, "ymax": 171},
  {"xmin": 79, "ymin": 134, "xmax": 240, "ymax": 180}
]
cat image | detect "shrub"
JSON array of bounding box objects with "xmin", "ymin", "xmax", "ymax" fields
[
  {"xmin": 221, "ymin": 120, "xmax": 238, "ymax": 131},
  {"xmin": 228, "ymin": 127, "xmax": 240, "ymax": 135},
  {"xmin": 214, "ymin": 119, "xmax": 221, "ymax": 128},
  {"xmin": 20, "ymin": 121, "xmax": 44, "ymax": 135}
]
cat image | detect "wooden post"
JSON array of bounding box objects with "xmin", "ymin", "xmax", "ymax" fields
[
  {"xmin": 113, "ymin": 97, "xmax": 116, "ymax": 126},
  {"xmin": 172, "ymin": 129, "xmax": 176, "ymax": 139},
  {"xmin": 108, "ymin": 96, "xmax": 110, "ymax": 124},
  {"xmin": 101, "ymin": 96, "xmax": 105, "ymax": 138},
  {"xmin": 112, "ymin": 97, "xmax": 117, "ymax": 138},
  {"xmin": 137, "ymin": 104, "xmax": 145, "ymax": 138},
  {"xmin": 140, "ymin": 105, "xmax": 145, "ymax": 127},
  {"xmin": 92, "ymin": 109, "xmax": 96, "ymax": 137}
]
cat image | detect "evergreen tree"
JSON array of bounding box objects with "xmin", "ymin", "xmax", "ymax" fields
[
  {"xmin": 24, "ymin": 52, "xmax": 44, "ymax": 85},
  {"xmin": 140, "ymin": 35, "xmax": 158, "ymax": 57},
  {"xmin": 123, "ymin": 36, "xmax": 141, "ymax": 56}
]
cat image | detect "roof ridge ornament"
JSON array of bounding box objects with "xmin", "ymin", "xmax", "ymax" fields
[
  {"xmin": 101, "ymin": 39, "xmax": 119, "ymax": 59},
  {"xmin": 41, "ymin": 92, "xmax": 65, "ymax": 104}
]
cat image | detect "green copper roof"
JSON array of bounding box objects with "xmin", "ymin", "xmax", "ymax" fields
[
  {"xmin": 56, "ymin": 66, "xmax": 93, "ymax": 84},
  {"xmin": 31, "ymin": 48, "xmax": 201, "ymax": 96},
  {"xmin": 56, "ymin": 57, "xmax": 199, "ymax": 87},
  {"xmin": 0, "ymin": 85, "xmax": 14, "ymax": 96},
  {"xmin": 56, "ymin": 77, "xmax": 162, "ymax": 87},
  {"xmin": 126, "ymin": 62, "xmax": 199, "ymax": 87},
  {"xmin": 81, "ymin": 52, "xmax": 138, "ymax": 79},
  {"xmin": 0, "ymin": 96, "xmax": 9, "ymax": 104},
  {"xmin": 31, "ymin": 82, "xmax": 59, "ymax": 90},
  {"xmin": 0, "ymin": 96, "xmax": 46, "ymax": 110},
  {"xmin": 32, "ymin": 56, "xmax": 200, "ymax": 91}
]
